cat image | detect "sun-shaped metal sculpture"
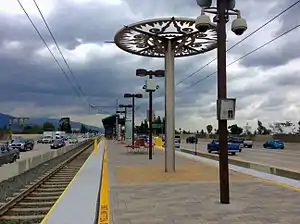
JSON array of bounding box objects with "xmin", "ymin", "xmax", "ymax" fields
[{"xmin": 114, "ymin": 17, "xmax": 217, "ymax": 58}]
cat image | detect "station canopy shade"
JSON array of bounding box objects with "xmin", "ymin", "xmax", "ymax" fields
[{"xmin": 102, "ymin": 114, "xmax": 125, "ymax": 129}]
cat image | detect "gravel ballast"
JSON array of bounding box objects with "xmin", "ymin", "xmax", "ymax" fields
[{"xmin": 0, "ymin": 140, "xmax": 92, "ymax": 203}]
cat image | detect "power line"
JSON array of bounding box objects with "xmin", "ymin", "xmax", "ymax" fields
[
  {"xmin": 176, "ymin": 23, "xmax": 300, "ymax": 94},
  {"xmin": 16, "ymin": 0, "xmax": 84, "ymax": 101},
  {"xmin": 32, "ymin": 0, "xmax": 91, "ymax": 106},
  {"xmin": 134, "ymin": 0, "xmax": 300, "ymax": 113},
  {"xmin": 175, "ymin": 0, "xmax": 300, "ymax": 87}
]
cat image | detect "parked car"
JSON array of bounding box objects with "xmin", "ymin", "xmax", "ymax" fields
[
  {"xmin": 0, "ymin": 143, "xmax": 20, "ymax": 165},
  {"xmin": 69, "ymin": 137, "xmax": 79, "ymax": 144},
  {"xmin": 50, "ymin": 139, "xmax": 65, "ymax": 149},
  {"xmin": 41, "ymin": 136, "xmax": 54, "ymax": 144},
  {"xmin": 263, "ymin": 139, "xmax": 284, "ymax": 149},
  {"xmin": 10, "ymin": 138, "xmax": 34, "ymax": 152},
  {"xmin": 207, "ymin": 139, "xmax": 240, "ymax": 155},
  {"xmin": 186, "ymin": 136, "xmax": 198, "ymax": 144}
]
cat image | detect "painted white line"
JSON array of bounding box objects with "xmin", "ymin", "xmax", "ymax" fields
[{"xmin": 175, "ymin": 150, "xmax": 300, "ymax": 189}]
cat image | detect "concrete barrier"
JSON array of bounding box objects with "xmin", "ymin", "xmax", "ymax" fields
[
  {"xmin": 0, "ymin": 140, "xmax": 92, "ymax": 182},
  {"xmin": 12, "ymin": 134, "xmax": 42, "ymax": 140},
  {"xmin": 180, "ymin": 148, "xmax": 300, "ymax": 181}
]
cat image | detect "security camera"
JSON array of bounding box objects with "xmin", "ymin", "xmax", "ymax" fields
[
  {"xmin": 156, "ymin": 85, "xmax": 159, "ymax": 90},
  {"xmin": 231, "ymin": 17, "xmax": 247, "ymax": 36},
  {"xmin": 195, "ymin": 14, "xmax": 211, "ymax": 33},
  {"xmin": 196, "ymin": 0, "xmax": 212, "ymax": 8}
]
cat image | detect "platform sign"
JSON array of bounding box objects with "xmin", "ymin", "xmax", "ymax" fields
[{"xmin": 152, "ymin": 124, "xmax": 162, "ymax": 129}]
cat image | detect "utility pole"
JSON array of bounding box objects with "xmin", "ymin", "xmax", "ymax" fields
[{"xmin": 217, "ymin": 0, "xmax": 230, "ymax": 204}]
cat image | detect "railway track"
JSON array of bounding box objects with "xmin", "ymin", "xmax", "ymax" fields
[{"xmin": 0, "ymin": 141, "xmax": 94, "ymax": 224}]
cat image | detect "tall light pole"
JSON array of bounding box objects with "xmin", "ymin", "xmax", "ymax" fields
[
  {"xmin": 195, "ymin": 0, "xmax": 247, "ymax": 204},
  {"xmin": 116, "ymin": 110, "xmax": 126, "ymax": 140},
  {"xmin": 114, "ymin": 17, "xmax": 217, "ymax": 172},
  {"xmin": 136, "ymin": 69, "xmax": 164, "ymax": 160},
  {"xmin": 123, "ymin": 93, "xmax": 143, "ymax": 147},
  {"xmin": 119, "ymin": 104, "xmax": 132, "ymax": 141}
]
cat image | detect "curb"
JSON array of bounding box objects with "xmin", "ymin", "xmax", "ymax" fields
[{"xmin": 180, "ymin": 148, "xmax": 300, "ymax": 181}]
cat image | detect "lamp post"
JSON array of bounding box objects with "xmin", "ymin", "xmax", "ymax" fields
[
  {"xmin": 118, "ymin": 104, "xmax": 132, "ymax": 141},
  {"xmin": 123, "ymin": 93, "xmax": 143, "ymax": 147},
  {"xmin": 195, "ymin": 0, "xmax": 247, "ymax": 204},
  {"xmin": 116, "ymin": 110, "xmax": 126, "ymax": 140},
  {"xmin": 136, "ymin": 69, "xmax": 164, "ymax": 160},
  {"xmin": 114, "ymin": 17, "xmax": 217, "ymax": 172}
]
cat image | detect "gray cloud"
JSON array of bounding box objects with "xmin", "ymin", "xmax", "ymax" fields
[{"xmin": 0, "ymin": 0, "xmax": 299, "ymax": 129}]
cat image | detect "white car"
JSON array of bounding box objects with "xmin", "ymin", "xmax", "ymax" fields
[
  {"xmin": 69, "ymin": 138, "xmax": 78, "ymax": 144},
  {"xmin": 41, "ymin": 136, "xmax": 53, "ymax": 144}
]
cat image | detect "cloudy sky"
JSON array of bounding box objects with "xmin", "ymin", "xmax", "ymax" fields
[{"xmin": 0, "ymin": 0, "xmax": 300, "ymax": 130}]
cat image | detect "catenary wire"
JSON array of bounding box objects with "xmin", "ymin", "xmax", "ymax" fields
[
  {"xmin": 175, "ymin": 0, "xmax": 300, "ymax": 86},
  {"xmin": 176, "ymin": 24, "xmax": 300, "ymax": 94},
  {"xmin": 135, "ymin": 0, "xmax": 300, "ymax": 112},
  {"xmin": 16, "ymin": 0, "xmax": 85, "ymax": 102},
  {"xmin": 32, "ymin": 0, "xmax": 91, "ymax": 106}
]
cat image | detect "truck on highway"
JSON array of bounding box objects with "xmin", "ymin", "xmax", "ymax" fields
[
  {"xmin": 207, "ymin": 139, "xmax": 240, "ymax": 155},
  {"xmin": 0, "ymin": 143, "xmax": 20, "ymax": 165},
  {"xmin": 243, "ymin": 139, "xmax": 253, "ymax": 148}
]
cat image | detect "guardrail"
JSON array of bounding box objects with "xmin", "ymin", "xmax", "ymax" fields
[
  {"xmin": 180, "ymin": 148, "xmax": 300, "ymax": 181},
  {"xmin": 0, "ymin": 139, "xmax": 92, "ymax": 182}
]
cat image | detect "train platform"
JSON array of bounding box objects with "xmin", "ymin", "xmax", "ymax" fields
[
  {"xmin": 107, "ymin": 141, "xmax": 300, "ymax": 224},
  {"xmin": 40, "ymin": 139, "xmax": 105, "ymax": 224}
]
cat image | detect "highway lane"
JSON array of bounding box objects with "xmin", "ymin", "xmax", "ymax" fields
[
  {"xmin": 181, "ymin": 140, "xmax": 300, "ymax": 172},
  {"xmin": 19, "ymin": 137, "xmax": 86, "ymax": 161}
]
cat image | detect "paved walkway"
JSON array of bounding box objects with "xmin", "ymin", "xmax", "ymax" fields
[{"xmin": 107, "ymin": 141, "xmax": 300, "ymax": 224}]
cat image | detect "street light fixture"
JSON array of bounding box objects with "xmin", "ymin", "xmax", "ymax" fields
[
  {"xmin": 195, "ymin": 0, "xmax": 247, "ymax": 204},
  {"xmin": 123, "ymin": 93, "xmax": 143, "ymax": 147},
  {"xmin": 136, "ymin": 69, "xmax": 164, "ymax": 160},
  {"xmin": 114, "ymin": 17, "xmax": 217, "ymax": 172},
  {"xmin": 119, "ymin": 104, "xmax": 132, "ymax": 120}
]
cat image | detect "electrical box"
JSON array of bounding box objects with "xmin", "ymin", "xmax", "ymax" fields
[
  {"xmin": 217, "ymin": 98, "xmax": 236, "ymax": 120},
  {"xmin": 145, "ymin": 79, "xmax": 157, "ymax": 91}
]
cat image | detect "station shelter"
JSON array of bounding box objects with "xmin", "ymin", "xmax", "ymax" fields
[{"xmin": 102, "ymin": 114, "xmax": 125, "ymax": 139}]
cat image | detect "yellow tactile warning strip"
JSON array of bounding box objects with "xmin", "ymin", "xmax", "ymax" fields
[
  {"xmin": 114, "ymin": 161, "xmax": 253, "ymax": 184},
  {"xmin": 98, "ymin": 140, "xmax": 110, "ymax": 224}
]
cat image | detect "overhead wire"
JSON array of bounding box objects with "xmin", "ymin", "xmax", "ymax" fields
[
  {"xmin": 32, "ymin": 0, "xmax": 91, "ymax": 106},
  {"xmin": 176, "ymin": 23, "xmax": 300, "ymax": 94},
  {"xmin": 16, "ymin": 0, "xmax": 88, "ymax": 105},
  {"xmin": 136, "ymin": 0, "xmax": 300, "ymax": 113},
  {"xmin": 175, "ymin": 0, "xmax": 300, "ymax": 87}
]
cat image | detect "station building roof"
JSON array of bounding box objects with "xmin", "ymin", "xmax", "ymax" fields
[{"xmin": 102, "ymin": 114, "xmax": 125, "ymax": 128}]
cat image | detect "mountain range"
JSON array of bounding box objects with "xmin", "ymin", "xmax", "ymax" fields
[{"xmin": 0, "ymin": 113, "xmax": 104, "ymax": 132}]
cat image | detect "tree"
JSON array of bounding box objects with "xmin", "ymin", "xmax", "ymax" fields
[
  {"xmin": 23, "ymin": 125, "xmax": 42, "ymax": 134},
  {"xmin": 244, "ymin": 123, "xmax": 252, "ymax": 136},
  {"xmin": 206, "ymin": 125, "xmax": 213, "ymax": 135},
  {"xmin": 162, "ymin": 117, "xmax": 166, "ymax": 134},
  {"xmin": 80, "ymin": 124, "xmax": 87, "ymax": 133},
  {"xmin": 228, "ymin": 124, "xmax": 243, "ymax": 135},
  {"xmin": 59, "ymin": 117, "xmax": 72, "ymax": 133},
  {"xmin": 257, "ymin": 120, "xmax": 271, "ymax": 135},
  {"xmin": 43, "ymin": 122, "xmax": 55, "ymax": 131}
]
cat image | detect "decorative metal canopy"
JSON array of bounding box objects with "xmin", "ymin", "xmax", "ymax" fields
[{"xmin": 114, "ymin": 17, "xmax": 217, "ymax": 58}]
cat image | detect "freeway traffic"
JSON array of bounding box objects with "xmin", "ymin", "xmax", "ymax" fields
[{"xmin": 182, "ymin": 139, "xmax": 300, "ymax": 172}]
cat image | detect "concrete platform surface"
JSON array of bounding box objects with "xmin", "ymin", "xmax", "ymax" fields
[{"xmin": 107, "ymin": 141, "xmax": 300, "ymax": 224}]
